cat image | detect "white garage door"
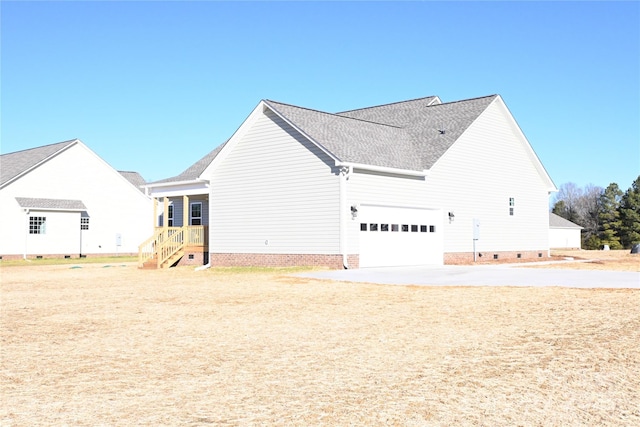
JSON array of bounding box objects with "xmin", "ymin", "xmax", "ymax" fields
[{"xmin": 358, "ymin": 205, "xmax": 443, "ymax": 268}]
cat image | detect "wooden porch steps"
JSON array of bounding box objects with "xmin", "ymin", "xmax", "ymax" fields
[{"xmin": 140, "ymin": 249, "xmax": 185, "ymax": 269}]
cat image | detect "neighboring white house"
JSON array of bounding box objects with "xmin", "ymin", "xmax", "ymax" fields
[
  {"xmin": 0, "ymin": 139, "xmax": 154, "ymax": 259},
  {"xmin": 549, "ymin": 212, "xmax": 583, "ymax": 249},
  {"xmin": 142, "ymin": 94, "xmax": 558, "ymax": 269}
]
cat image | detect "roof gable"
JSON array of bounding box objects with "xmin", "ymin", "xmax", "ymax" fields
[
  {"xmin": 1, "ymin": 139, "xmax": 78, "ymax": 188},
  {"xmin": 549, "ymin": 212, "xmax": 583, "ymax": 229},
  {"xmin": 265, "ymin": 100, "xmax": 421, "ymax": 171},
  {"xmin": 267, "ymin": 95, "xmax": 497, "ymax": 171},
  {"xmin": 119, "ymin": 171, "xmax": 147, "ymax": 192},
  {"xmin": 147, "ymin": 143, "xmax": 226, "ymax": 186}
]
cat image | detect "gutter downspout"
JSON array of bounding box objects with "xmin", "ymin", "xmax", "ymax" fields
[
  {"xmin": 195, "ymin": 177, "xmax": 212, "ymax": 271},
  {"xmin": 339, "ymin": 165, "xmax": 352, "ymax": 269},
  {"xmin": 195, "ymin": 263, "xmax": 210, "ymax": 271},
  {"xmin": 24, "ymin": 209, "xmax": 29, "ymax": 260}
]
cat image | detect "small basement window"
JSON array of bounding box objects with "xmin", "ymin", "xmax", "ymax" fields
[
  {"xmin": 411, "ymin": 225, "xmax": 418, "ymax": 232},
  {"xmin": 429, "ymin": 225, "xmax": 436, "ymax": 232},
  {"xmin": 402, "ymin": 224, "xmax": 409, "ymax": 232},
  {"xmin": 360, "ymin": 223, "xmax": 367, "ymax": 231},
  {"xmin": 493, "ymin": 254, "xmax": 499, "ymax": 260},
  {"xmin": 369, "ymin": 223, "xmax": 378, "ymax": 231},
  {"xmin": 391, "ymin": 224, "xmax": 399, "ymax": 232},
  {"xmin": 420, "ymin": 225, "xmax": 427, "ymax": 232},
  {"xmin": 381, "ymin": 224, "xmax": 389, "ymax": 232}
]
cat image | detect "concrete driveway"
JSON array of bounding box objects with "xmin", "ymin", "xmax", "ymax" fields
[{"xmin": 298, "ymin": 263, "xmax": 640, "ymax": 289}]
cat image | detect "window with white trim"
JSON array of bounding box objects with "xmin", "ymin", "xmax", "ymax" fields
[
  {"xmin": 80, "ymin": 217, "xmax": 89, "ymax": 230},
  {"xmin": 190, "ymin": 202, "xmax": 202, "ymax": 226},
  {"xmin": 167, "ymin": 204, "xmax": 174, "ymax": 226},
  {"xmin": 29, "ymin": 216, "xmax": 46, "ymax": 234}
]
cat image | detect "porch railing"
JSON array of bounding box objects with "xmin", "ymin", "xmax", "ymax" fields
[{"xmin": 138, "ymin": 226, "xmax": 207, "ymax": 268}]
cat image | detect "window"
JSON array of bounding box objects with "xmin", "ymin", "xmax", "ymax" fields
[
  {"xmin": 411, "ymin": 224, "xmax": 418, "ymax": 232},
  {"xmin": 402, "ymin": 224, "xmax": 409, "ymax": 232},
  {"xmin": 360, "ymin": 223, "xmax": 367, "ymax": 231},
  {"xmin": 190, "ymin": 202, "xmax": 202, "ymax": 225},
  {"xmin": 429, "ymin": 225, "xmax": 436, "ymax": 232},
  {"xmin": 420, "ymin": 225, "xmax": 427, "ymax": 232},
  {"xmin": 369, "ymin": 223, "xmax": 378, "ymax": 231},
  {"xmin": 167, "ymin": 204, "xmax": 174, "ymax": 226},
  {"xmin": 391, "ymin": 224, "xmax": 399, "ymax": 232},
  {"xmin": 29, "ymin": 216, "xmax": 46, "ymax": 234},
  {"xmin": 381, "ymin": 224, "xmax": 389, "ymax": 232},
  {"xmin": 80, "ymin": 217, "xmax": 89, "ymax": 230},
  {"xmin": 509, "ymin": 197, "xmax": 515, "ymax": 216}
]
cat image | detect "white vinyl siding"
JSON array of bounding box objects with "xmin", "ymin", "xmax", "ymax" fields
[
  {"xmin": 426, "ymin": 99, "xmax": 550, "ymax": 253},
  {"xmin": 0, "ymin": 142, "xmax": 153, "ymax": 256},
  {"xmin": 24, "ymin": 211, "xmax": 81, "ymax": 254},
  {"xmin": 210, "ymin": 108, "xmax": 340, "ymax": 254},
  {"xmin": 549, "ymin": 228, "xmax": 582, "ymax": 249},
  {"xmin": 347, "ymin": 169, "xmax": 430, "ymax": 253}
]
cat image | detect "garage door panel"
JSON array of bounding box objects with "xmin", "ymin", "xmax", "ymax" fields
[{"xmin": 359, "ymin": 205, "xmax": 443, "ymax": 267}]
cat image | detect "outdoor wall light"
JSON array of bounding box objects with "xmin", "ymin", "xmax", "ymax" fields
[
  {"xmin": 448, "ymin": 211, "xmax": 455, "ymax": 222},
  {"xmin": 351, "ymin": 205, "xmax": 359, "ymax": 219}
]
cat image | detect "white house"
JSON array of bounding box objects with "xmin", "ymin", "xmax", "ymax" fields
[
  {"xmin": 0, "ymin": 139, "xmax": 154, "ymax": 259},
  {"xmin": 141, "ymin": 95, "xmax": 557, "ymax": 268},
  {"xmin": 549, "ymin": 212, "xmax": 583, "ymax": 249}
]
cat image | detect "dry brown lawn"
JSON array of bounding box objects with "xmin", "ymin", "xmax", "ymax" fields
[
  {"xmin": 541, "ymin": 249, "xmax": 640, "ymax": 272},
  {"xmin": 1, "ymin": 256, "xmax": 639, "ymax": 426}
]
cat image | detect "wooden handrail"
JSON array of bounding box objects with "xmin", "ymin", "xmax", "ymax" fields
[{"xmin": 138, "ymin": 226, "xmax": 207, "ymax": 268}]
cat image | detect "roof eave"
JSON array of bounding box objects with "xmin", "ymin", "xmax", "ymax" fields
[{"xmin": 336, "ymin": 161, "xmax": 429, "ymax": 177}]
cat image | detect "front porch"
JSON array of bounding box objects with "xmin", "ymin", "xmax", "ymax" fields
[
  {"xmin": 138, "ymin": 225, "xmax": 209, "ymax": 269},
  {"xmin": 138, "ymin": 194, "xmax": 209, "ymax": 268}
]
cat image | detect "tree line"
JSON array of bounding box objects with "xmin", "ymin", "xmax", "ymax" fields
[{"xmin": 551, "ymin": 175, "xmax": 640, "ymax": 250}]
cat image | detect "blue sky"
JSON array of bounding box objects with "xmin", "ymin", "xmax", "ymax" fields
[{"xmin": 2, "ymin": 1, "xmax": 639, "ymax": 192}]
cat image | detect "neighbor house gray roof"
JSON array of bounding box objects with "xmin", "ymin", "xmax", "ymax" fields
[
  {"xmin": 15, "ymin": 197, "xmax": 87, "ymax": 211},
  {"xmin": 549, "ymin": 212, "xmax": 583, "ymax": 229},
  {"xmin": 119, "ymin": 171, "xmax": 146, "ymax": 192},
  {"xmin": 148, "ymin": 142, "xmax": 226, "ymax": 185},
  {"xmin": 265, "ymin": 95, "xmax": 498, "ymax": 171},
  {"xmin": 1, "ymin": 139, "xmax": 77, "ymax": 188}
]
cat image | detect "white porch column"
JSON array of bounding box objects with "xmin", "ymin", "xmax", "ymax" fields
[{"xmin": 153, "ymin": 198, "xmax": 158, "ymax": 228}]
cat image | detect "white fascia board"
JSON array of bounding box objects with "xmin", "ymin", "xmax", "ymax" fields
[
  {"xmin": 143, "ymin": 179, "xmax": 204, "ymax": 189},
  {"xmin": 336, "ymin": 161, "xmax": 429, "ymax": 177},
  {"xmin": 73, "ymin": 140, "xmax": 153, "ymax": 201},
  {"xmin": 1, "ymin": 139, "xmax": 80, "ymax": 190},
  {"xmin": 144, "ymin": 181, "xmax": 209, "ymax": 198},
  {"xmin": 493, "ymin": 96, "xmax": 558, "ymax": 193},
  {"xmin": 22, "ymin": 207, "xmax": 85, "ymax": 212},
  {"xmin": 199, "ymin": 101, "xmax": 267, "ymax": 179},
  {"xmin": 263, "ymin": 101, "xmax": 339, "ymax": 164}
]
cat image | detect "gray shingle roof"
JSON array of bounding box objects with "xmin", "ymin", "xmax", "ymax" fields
[
  {"xmin": 266, "ymin": 95, "xmax": 498, "ymax": 171},
  {"xmin": 119, "ymin": 171, "xmax": 146, "ymax": 192},
  {"xmin": 1, "ymin": 139, "xmax": 77, "ymax": 188},
  {"xmin": 15, "ymin": 197, "xmax": 87, "ymax": 211},
  {"xmin": 265, "ymin": 101, "xmax": 418, "ymax": 170},
  {"xmin": 148, "ymin": 143, "xmax": 226, "ymax": 185},
  {"xmin": 549, "ymin": 212, "xmax": 583, "ymax": 229}
]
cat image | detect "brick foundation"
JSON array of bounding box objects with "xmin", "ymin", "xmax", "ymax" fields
[
  {"xmin": 176, "ymin": 251, "xmax": 208, "ymax": 267},
  {"xmin": 0, "ymin": 252, "xmax": 137, "ymax": 261},
  {"xmin": 444, "ymin": 250, "xmax": 549, "ymax": 264},
  {"xmin": 210, "ymin": 253, "xmax": 359, "ymax": 269}
]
